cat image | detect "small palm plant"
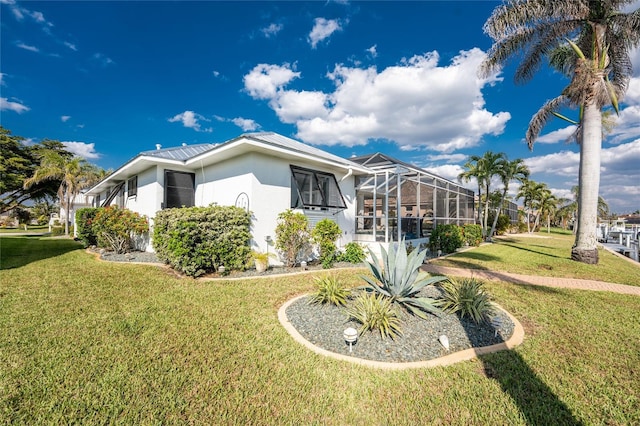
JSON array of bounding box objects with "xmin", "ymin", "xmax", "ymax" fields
[
  {"xmin": 362, "ymin": 240, "xmax": 448, "ymax": 319},
  {"xmin": 347, "ymin": 292, "xmax": 402, "ymax": 339},
  {"xmin": 435, "ymin": 277, "xmax": 496, "ymax": 324},
  {"xmin": 308, "ymin": 276, "xmax": 351, "ymax": 307}
]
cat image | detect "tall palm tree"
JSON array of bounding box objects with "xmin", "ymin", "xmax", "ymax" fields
[
  {"xmin": 458, "ymin": 151, "xmax": 507, "ymax": 239},
  {"xmin": 517, "ymin": 179, "xmax": 546, "ymax": 233},
  {"xmin": 537, "ymin": 188, "xmax": 560, "ymax": 233},
  {"xmin": 458, "ymin": 155, "xmax": 485, "ymax": 233},
  {"xmin": 481, "ymin": 0, "xmax": 640, "ymax": 264},
  {"xmin": 478, "ymin": 151, "xmax": 507, "ymax": 239},
  {"xmin": 488, "ymin": 157, "xmax": 530, "ymax": 239},
  {"xmin": 24, "ymin": 150, "xmax": 101, "ymax": 236}
]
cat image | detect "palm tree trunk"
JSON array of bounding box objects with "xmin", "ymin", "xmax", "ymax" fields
[
  {"xmin": 64, "ymin": 192, "xmax": 70, "ymax": 236},
  {"xmin": 571, "ymin": 102, "xmax": 601, "ymax": 264},
  {"xmin": 488, "ymin": 189, "xmax": 507, "ymax": 240},
  {"xmin": 483, "ymin": 184, "xmax": 490, "ymax": 239}
]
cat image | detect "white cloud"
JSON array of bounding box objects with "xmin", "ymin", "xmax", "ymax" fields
[
  {"xmin": 231, "ymin": 117, "xmax": 260, "ymax": 131},
  {"xmin": 244, "ymin": 49, "xmax": 510, "ymax": 152},
  {"xmin": 261, "ymin": 23, "xmax": 283, "ymax": 38},
  {"xmin": 61, "ymin": 115, "xmax": 71, "ymax": 122},
  {"xmin": 525, "ymin": 139, "xmax": 640, "ymax": 213},
  {"xmin": 168, "ymin": 110, "xmax": 212, "ymax": 132},
  {"xmin": 536, "ymin": 125, "xmax": 578, "ymax": 144},
  {"xmin": 0, "ymin": 97, "xmax": 29, "ymax": 113},
  {"xmin": 61, "ymin": 141, "xmax": 100, "ymax": 159},
  {"xmin": 525, "ymin": 150, "xmax": 580, "ymax": 176},
  {"xmin": 92, "ymin": 53, "xmax": 114, "ymax": 67},
  {"xmin": 609, "ymin": 105, "xmax": 640, "ymax": 144},
  {"xmin": 425, "ymin": 153, "xmax": 468, "ymax": 163},
  {"xmin": 243, "ymin": 63, "xmax": 300, "ymax": 99},
  {"xmin": 424, "ymin": 164, "xmax": 465, "ymax": 184},
  {"xmin": 366, "ymin": 45, "xmax": 377, "ymax": 58},
  {"xmin": 270, "ymin": 90, "xmax": 329, "ymax": 123},
  {"xmin": 0, "ymin": 73, "xmax": 5, "ymax": 86},
  {"xmin": 212, "ymin": 70, "xmax": 220, "ymax": 77},
  {"xmin": 625, "ymin": 77, "xmax": 640, "ymax": 104},
  {"xmin": 64, "ymin": 41, "xmax": 77, "ymax": 51},
  {"xmin": 308, "ymin": 18, "xmax": 342, "ymax": 48},
  {"xmin": 16, "ymin": 42, "xmax": 39, "ymax": 52}
]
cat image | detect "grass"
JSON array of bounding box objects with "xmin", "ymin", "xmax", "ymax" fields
[
  {"xmin": 431, "ymin": 230, "xmax": 640, "ymax": 286},
  {"xmin": 1, "ymin": 236, "xmax": 639, "ymax": 424},
  {"xmin": 0, "ymin": 225, "xmax": 50, "ymax": 234}
]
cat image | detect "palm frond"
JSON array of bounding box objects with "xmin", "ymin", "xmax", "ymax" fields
[{"xmin": 526, "ymin": 95, "xmax": 571, "ymax": 149}]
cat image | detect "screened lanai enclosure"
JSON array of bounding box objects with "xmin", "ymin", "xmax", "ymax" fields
[{"xmin": 351, "ymin": 154, "xmax": 475, "ymax": 244}]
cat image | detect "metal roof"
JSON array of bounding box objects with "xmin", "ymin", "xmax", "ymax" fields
[
  {"xmin": 140, "ymin": 143, "xmax": 217, "ymax": 161},
  {"xmin": 241, "ymin": 132, "xmax": 364, "ymax": 170}
]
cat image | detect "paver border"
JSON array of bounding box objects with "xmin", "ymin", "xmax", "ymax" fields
[{"xmin": 278, "ymin": 294, "xmax": 524, "ymax": 370}]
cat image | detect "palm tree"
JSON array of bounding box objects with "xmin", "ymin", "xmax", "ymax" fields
[
  {"xmin": 24, "ymin": 150, "xmax": 101, "ymax": 236},
  {"xmin": 537, "ymin": 188, "xmax": 560, "ymax": 233},
  {"xmin": 458, "ymin": 155, "xmax": 485, "ymax": 233},
  {"xmin": 481, "ymin": 1, "xmax": 640, "ymax": 264},
  {"xmin": 458, "ymin": 151, "xmax": 507, "ymax": 239},
  {"xmin": 478, "ymin": 151, "xmax": 507, "ymax": 240},
  {"xmin": 488, "ymin": 157, "xmax": 530, "ymax": 239},
  {"xmin": 517, "ymin": 179, "xmax": 546, "ymax": 233}
]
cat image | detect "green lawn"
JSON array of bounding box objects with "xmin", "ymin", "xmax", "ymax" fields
[
  {"xmin": 1, "ymin": 237, "xmax": 639, "ymax": 424},
  {"xmin": 430, "ymin": 231, "xmax": 640, "ymax": 286}
]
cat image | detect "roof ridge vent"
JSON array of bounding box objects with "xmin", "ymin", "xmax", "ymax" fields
[{"xmin": 155, "ymin": 144, "xmax": 162, "ymax": 150}]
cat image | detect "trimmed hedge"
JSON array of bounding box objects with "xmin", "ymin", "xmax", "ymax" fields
[
  {"xmin": 75, "ymin": 207, "xmax": 100, "ymax": 247},
  {"xmin": 153, "ymin": 205, "xmax": 251, "ymax": 277},
  {"xmin": 462, "ymin": 224, "xmax": 483, "ymax": 247},
  {"xmin": 429, "ymin": 224, "xmax": 464, "ymax": 254}
]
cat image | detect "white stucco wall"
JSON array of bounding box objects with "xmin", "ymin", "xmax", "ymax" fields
[{"xmin": 195, "ymin": 152, "xmax": 358, "ymax": 255}]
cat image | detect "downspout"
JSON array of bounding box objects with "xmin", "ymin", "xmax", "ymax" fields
[{"xmin": 340, "ymin": 167, "xmax": 353, "ymax": 181}]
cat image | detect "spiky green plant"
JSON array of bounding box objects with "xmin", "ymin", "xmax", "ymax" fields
[
  {"xmin": 435, "ymin": 277, "xmax": 496, "ymax": 324},
  {"xmin": 308, "ymin": 276, "xmax": 351, "ymax": 307},
  {"xmin": 363, "ymin": 241, "xmax": 448, "ymax": 319},
  {"xmin": 347, "ymin": 293, "xmax": 402, "ymax": 339}
]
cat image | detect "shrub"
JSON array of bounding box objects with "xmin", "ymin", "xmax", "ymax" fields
[
  {"xmin": 435, "ymin": 277, "xmax": 496, "ymax": 324},
  {"xmin": 429, "ymin": 224, "xmax": 464, "ymax": 254},
  {"xmin": 75, "ymin": 207, "xmax": 100, "ymax": 247},
  {"xmin": 347, "ymin": 293, "xmax": 402, "ymax": 339},
  {"xmin": 340, "ymin": 242, "xmax": 366, "ymax": 264},
  {"xmin": 517, "ymin": 221, "xmax": 528, "ymax": 233},
  {"xmin": 308, "ymin": 276, "xmax": 351, "ymax": 307},
  {"xmin": 362, "ymin": 240, "xmax": 447, "ymax": 319},
  {"xmin": 92, "ymin": 207, "xmax": 149, "ymax": 254},
  {"xmin": 153, "ymin": 205, "xmax": 251, "ymax": 277},
  {"xmin": 275, "ymin": 210, "xmax": 311, "ymax": 267},
  {"xmin": 311, "ymin": 218, "xmax": 342, "ymax": 269},
  {"xmin": 487, "ymin": 212, "xmax": 511, "ymax": 236},
  {"xmin": 50, "ymin": 227, "xmax": 65, "ymax": 236},
  {"xmin": 462, "ymin": 224, "xmax": 482, "ymax": 247}
]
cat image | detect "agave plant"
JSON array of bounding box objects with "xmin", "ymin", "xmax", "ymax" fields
[{"xmin": 362, "ymin": 240, "xmax": 448, "ymax": 319}]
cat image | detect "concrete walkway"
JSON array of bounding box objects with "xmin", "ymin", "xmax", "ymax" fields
[{"xmin": 422, "ymin": 264, "xmax": 640, "ymax": 296}]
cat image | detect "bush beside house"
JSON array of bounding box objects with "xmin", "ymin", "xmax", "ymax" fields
[
  {"xmin": 75, "ymin": 207, "xmax": 100, "ymax": 247},
  {"xmin": 153, "ymin": 205, "xmax": 251, "ymax": 277},
  {"xmin": 92, "ymin": 206, "xmax": 149, "ymax": 254},
  {"xmin": 430, "ymin": 224, "xmax": 464, "ymax": 254}
]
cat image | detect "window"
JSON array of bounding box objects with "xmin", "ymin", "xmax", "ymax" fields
[
  {"xmin": 164, "ymin": 170, "xmax": 195, "ymax": 209},
  {"xmin": 290, "ymin": 166, "xmax": 346, "ymax": 209},
  {"xmin": 127, "ymin": 176, "xmax": 138, "ymax": 197}
]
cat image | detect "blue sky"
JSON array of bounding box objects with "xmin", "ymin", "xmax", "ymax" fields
[{"xmin": 2, "ymin": 0, "xmax": 639, "ymax": 213}]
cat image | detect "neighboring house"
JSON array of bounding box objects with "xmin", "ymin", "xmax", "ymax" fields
[{"xmin": 86, "ymin": 132, "xmax": 475, "ymax": 254}]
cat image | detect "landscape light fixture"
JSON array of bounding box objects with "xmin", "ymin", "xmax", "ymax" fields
[{"xmin": 343, "ymin": 327, "xmax": 358, "ymax": 352}]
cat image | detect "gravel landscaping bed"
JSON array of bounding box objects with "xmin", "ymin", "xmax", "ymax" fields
[{"xmin": 285, "ymin": 286, "xmax": 515, "ymax": 363}]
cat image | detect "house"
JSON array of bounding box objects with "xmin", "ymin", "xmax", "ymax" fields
[{"xmin": 86, "ymin": 132, "xmax": 475, "ymax": 254}]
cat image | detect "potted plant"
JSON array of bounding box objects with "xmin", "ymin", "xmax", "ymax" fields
[{"xmin": 252, "ymin": 251, "xmax": 273, "ymax": 273}]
